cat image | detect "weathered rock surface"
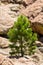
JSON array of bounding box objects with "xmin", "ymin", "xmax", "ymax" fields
[
  {"xmin": 40, "ymin": 63, "xmax": 43, "ymax": 65},
  {"xmin": 0, "ymin": 0, "xmax": 35, "ymax": 5},
  {"xmin": 21, "ymin": 0, "xmax": 43, "ymax": 19},
  {"xmin": 0, "ymin": 48, "xmax": 10, "ymax": 56},
  {"xmin": 21, "ymin": 0, "xmax": 43, "ymax": 35},
  {"xmin": 38, "ymin": 47, "xmax": 43, "ymax": 53},
  {"xmin": 35, "ymin": 41, "xmax": 43, "ymax": 47},
  {"xmin": 0, "ymin": 0, "xmax": 43, "ymax": 65},
  {"xmin": 0, "ymin": 54, "xmax": 14, "ymax": 65},
  {"xmin": 0, "ymin": 5, "xmax": 15, "ymax": 34},
  {"xmin": 31, "ymin": 13, "xmax": 43, "ymax": 35},
  {"xmin": 0, "ymin": 37, "xmax": 12, "ymax": 48},
  {"xmin": 23, "ymin": 0, "xmax": 36, "ymax": 5},
  {"xmin": 15, "ymin": 0, "xmax": 35, "ymax": 5},
  {"xmin": 31, "ymin": 49, "xmax": 43, "ymax": 62},
  {"xmin": 0, "ymin": 3, "xmax": 24, "ymax": 34},
  {"xmin": 0, "ymin": 48, "xmax": 43, "ymax": 65},
  {"xmin": 12, "ymin": 57, "xmax": 36, "ymax": 65},
  {"xmin": 1, "ymin": 0, "xmax": 43, "ymax": 35},
  {"xmin": 14, "ymin": 61, "xmax": 36, "ymax": 65},
  {"xmin": 0, "ymin": 0, "xmax": 14, "ymax": 3},
  {"xmin": 0, "ymin": 54, "xmax": 37, "ymax": 65}
]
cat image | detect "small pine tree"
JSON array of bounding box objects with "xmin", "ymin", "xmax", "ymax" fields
[{"xmin": 8, "ymin": 15, "xmax": 38, "ymax": 56}]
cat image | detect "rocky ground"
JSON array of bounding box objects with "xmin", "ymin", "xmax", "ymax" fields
[{"xmin": 0, "ymin": 0, "xmax": 43, "ymax": 65}]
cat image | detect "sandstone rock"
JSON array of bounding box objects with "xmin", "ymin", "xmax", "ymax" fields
[
  {"xmin": 35, "ymin": 41, "xmax": 43, "ymax": 47},
  {"xmin": 10, "ymin": 4, "xmax": 25, "ymax": 13},
  {"xmin": 38, "ymin": 47, "xmax": 43, "ymax": 53},
  {"xmin": 0, "ymin": 54, "xmax": 14, "ymax": 65},
  {"xmin": 14, "ymin": 57, "xmax": 36, "ymax": 65},
  {"xmin": 18, "ymin": 57, "xmax": 28, "ymax": 63},
  {"xmin": 0, "ymin": 0, "xmax": 14, "ymax": 3},
  {"xmin": 22, "ymin": 0, "xmax": 35, "ymax": 5},
  {"xmin": 40, "ymin": 63, "xmax": 43, "ymax": 65},
  {"xmin": 0, "ymin": 54, "xmax": 6, "ymax": 64},
  {"xmin": 38, "ymin": 61, "xmax": 43, "ymax": 65},
  {"xmin": 0, "ymin": 49, "xmax": 9, "ymax": 55},
  {"xmin": 0, "ymin": 3, "xmax": 24, "ymax": 34},
  {"xmin": 21, "ymin": 0, "xmax": 43, "ymax": 35},
  {"xmin": 5, "ymin": 4, "xmax": 24, "ymax": 17},
  {"xmin": 14, "ymin": 61, "xmax": 36, "ymax": 65},
  {"xmin": 0, "ymin": 54, "xmax": 37, "ymax": 65},
  {"xmin": 0, "ymin": 0, "xmax": 35, "ymax": 5},
  {"xmin": 31, "ymin": 49, "xmax": 43, "ymax": 62},
  {"xmin": 5, "ymin": 4, "xmax": 25, "ymax": 18},
  {"xmin": 0, "ymin": 37, "xmax": 12, "ymax": 48},
  {"xmin": 15, "ymin": 0, "xmax": 34, "ymax": 5},
  {"xmin": 2, "ymin": 58, "xmax": 14, "ymax": 65},
  {"xmin": 25, "ymin": 61, "xmax": 36, "ymax": 65},
  {"xmin": 14, "ymin": 61, "xmax": 26, "ymax": 65},
  {"xmin": 0, "ymin": 5, "xmax": 16, "ymax": 34},
  {"xmin": 21, "ymin": 0, "xmax": 43, "ymax": 20},
  {"xmin": 31, "ymin": 13, "xmax": 43, "ymax": 35}
]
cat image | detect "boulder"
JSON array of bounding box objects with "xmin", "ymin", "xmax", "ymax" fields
[
  {"xmin": 0, "ymin": 5, "xmax": 16, "ymax": 34},
  {"xmin": 0, "ymin": 37, "xmax": 12, "ymax": 48},
  {"xmin": 21, "ymin": 0, "xmax": 43, "ymax": 20},
  {"xmin": 31, "ymin": 13, "xmax": 43, "ymax": 35},
  {"xmin": 0, "ymin": 4, "xmax": 24, "ymax": 34},
  {"xmin": 21, "ymin": 0, "xmax": 43, "ymax": 35}
]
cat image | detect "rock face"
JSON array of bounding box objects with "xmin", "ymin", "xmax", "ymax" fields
[
  {"xmin": 21, "ymin": 0, "xmax": 43, "ymax": 35},
  {"xmin": 21, "ymin": 0, "xmax": 43, "ymax": 19},
  {"xmin": 0, "ymin": 37, "xmax": 12, "ymax": 48},
  {"xmin": 0, "ymin": 5, "xmax": 15, "ymax": 34},
  {"xmin": 1, "ymin": 0, "xmax": 43, "ymax": 35},
  {"xmin": 0, "ymin": 1, "xmax": 43, "ymax": 65},
  {"xmin": 0, "ymin": 3, "xmax": 24, "ymax": 34}
]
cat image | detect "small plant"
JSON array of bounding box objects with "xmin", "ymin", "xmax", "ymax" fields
[{"xmin": 8, "ymin": 15, "xmax": 38, "ymax": 56}]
